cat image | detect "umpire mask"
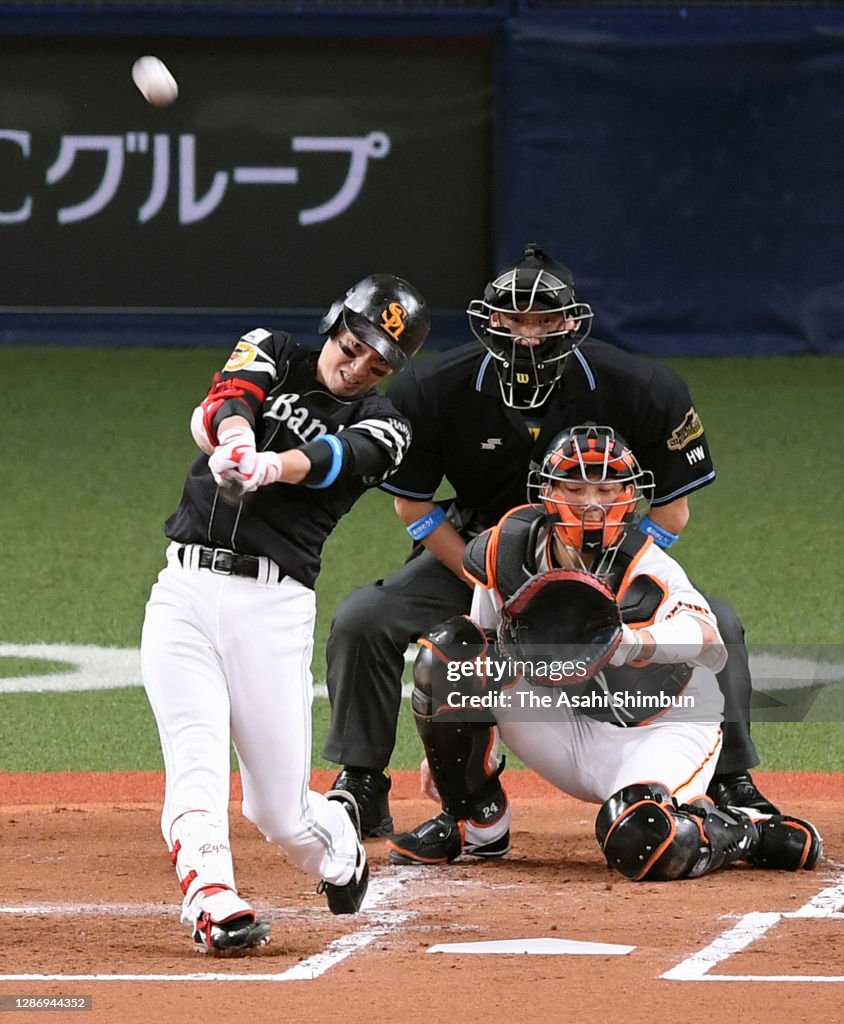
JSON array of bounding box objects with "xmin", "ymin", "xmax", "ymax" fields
[{"xmin": 467, "ymin": 244, "xmax": 593, "ymax": 409}]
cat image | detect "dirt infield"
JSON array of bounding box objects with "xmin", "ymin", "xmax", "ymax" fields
[{"xmin": 2, "ymin": 771, "xmax": 842, "ymax": 1024}]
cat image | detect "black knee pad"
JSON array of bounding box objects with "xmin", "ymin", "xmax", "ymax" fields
[
  {"xmin": 597, "ymin": 786, "xmax": 763, "ymax": 881},
  {"xmin": 411, "ymin": 615, "xmax": 493, "ymax": 713},
  {"xmin": 596, "ymin": 783, "xmax": 707, "ymax": 882}
]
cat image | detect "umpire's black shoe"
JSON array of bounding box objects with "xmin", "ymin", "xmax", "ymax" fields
[
  {"xmin": 318, "ymin": 791, "xmax": 370, "ymax": 914},
  {"xmin": 330, "ymin": 767, "xmax": 394, "ymax": 838},
  {"xmin": 387, "ymin": 812, "xmax": 511, "ymax": 865},
  {"xmin": 708, "ymin": 771, "xmax": 780, "ymax": 816}
]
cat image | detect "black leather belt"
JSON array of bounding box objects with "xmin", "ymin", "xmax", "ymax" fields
[{"xmin": 178, "ymin": 545, "xmax": 266, "ymax": 579}]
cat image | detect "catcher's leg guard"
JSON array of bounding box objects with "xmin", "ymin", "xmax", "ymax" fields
[
  {"xmin": 595, "ymin": 785, "xmax": 757, "ymax": 881},
  {"xmin": 411, "ymin": 618, "xmax": 508, "ymax": 828},
  {"xmin": 748, "ymin": 815, "xmax": 823, "ymax": 871}
]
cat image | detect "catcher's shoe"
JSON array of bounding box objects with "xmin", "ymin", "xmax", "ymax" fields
[
  {"xmin": 708, "ymin": 771, "xmax": 780, "ymax": 816},
  {"xmin": 747, "ymin": 815, "xmax": 823, "ymax": 871},
  {"xmin": 191, "ymin": 889, "xmax": 270, "ymax": 955},
  {"xmin": 318, "ymin": 791, "xmax": 370, "ymax": 914},
  {"xmin": 330, "ymin": 767, "xmax": 393, "ymax": 838},
  {"xmin": 387, "ymin": 813, "xmax": 511, "ymax": 865}
]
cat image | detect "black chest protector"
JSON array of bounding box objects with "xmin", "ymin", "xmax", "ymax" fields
[{"xmin": 463, "ymin": 506, "xmax": 693, "ymax": 726}]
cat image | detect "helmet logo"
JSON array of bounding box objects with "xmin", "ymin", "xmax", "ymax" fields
[
  {"xmin": 380, "ymin": 302, "xmax": 408, "ymax": 340},
  {"xmin": 516, "ymin": 372, "xmax": 530, "ymax": 384}
]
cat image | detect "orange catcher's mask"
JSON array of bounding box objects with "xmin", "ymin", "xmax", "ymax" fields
[{"xmin": 530, "ymin": 425, "xmax": 655, "ymax": 558}]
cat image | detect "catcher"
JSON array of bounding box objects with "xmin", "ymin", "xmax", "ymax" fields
[{"xmin": 388, "ymin": 425, "xmax": 823, "ymax": 881}]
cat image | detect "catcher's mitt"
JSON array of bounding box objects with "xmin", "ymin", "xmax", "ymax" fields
[{"xmin": 498, "ymin": 568, "xmax": 623, "ymax": 684}]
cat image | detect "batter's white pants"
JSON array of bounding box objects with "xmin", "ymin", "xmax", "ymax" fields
[{"xmin": 141, "ymin": 543, "xmax": 359, "ymax": 906}]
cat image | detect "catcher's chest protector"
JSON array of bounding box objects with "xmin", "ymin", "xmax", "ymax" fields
[
  {"xmin": 464, "ymin": 508, "xmax": 694, "ymax": 726},
  {"xmin": 463, "ymin": 506, "xmax": 662, "ymax": 626}
]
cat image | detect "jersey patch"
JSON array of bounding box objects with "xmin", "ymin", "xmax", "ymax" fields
[
  {"xmin": 667, "ymin": 407, "xmax": 704, "ymax": 451},
  {"xmin": 224, "ymin": 339, "xmax": 261, "ymax": 372}
]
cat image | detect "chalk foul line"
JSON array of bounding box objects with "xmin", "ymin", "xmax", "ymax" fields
[
  {"xmin": 0, "ymin": 871, "xmax": 416, "ymax": 983},
  {"xmin": 662, "ymin": 873, "xmax": 844, "ymax": 982}
]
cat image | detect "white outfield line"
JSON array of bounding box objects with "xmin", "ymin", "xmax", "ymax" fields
[
  {"xmin": 2, "ymin": 642, "xmax": 843, "ymax": 694},
  {"xmin": 0, "ymin": 873, "xmax": 415, "ymax": 984},
  {"xmin": 662, "ymin": 874, "xmax": 844, "ymax": 983}
]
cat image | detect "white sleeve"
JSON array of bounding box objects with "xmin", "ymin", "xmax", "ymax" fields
[
  {"xmin": 634, "ymin": 548, "xmax": 727, "ymax": 673},
  {"xmin": 651, "ymin": 552, "xmax": 719, "ymax": 629}
]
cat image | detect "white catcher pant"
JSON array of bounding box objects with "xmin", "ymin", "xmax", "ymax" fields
[
  {"xmin": 141, "ymin": 543, "xmax": 359, "ymax": 907},
  {"xmin": 465, "ymin": 671, "xmax": 723, "ymax": 847}
]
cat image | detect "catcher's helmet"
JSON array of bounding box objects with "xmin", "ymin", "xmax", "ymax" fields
[
  {"xmin": 467, "ymin": 243, "xmax": 593, "ymax": 409},
  {"xmin": 319, "ymin": 273, "xmax": 430, "ymax": 372},
  {"xmin": 529, "ymin": 425, "xmax": 654, "ymax": 565}
]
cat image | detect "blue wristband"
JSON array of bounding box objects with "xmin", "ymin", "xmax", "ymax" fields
[
  {"xmin": 407, "ymin": 505, "xmax": 446, "ymax": 541},
  {"xmin": 306, "ymin": 434, "xmax": 344, "ymax": 489},
  {"xmin": 639, "ymin": 515, "xmax": 679, "ymax": 549}
]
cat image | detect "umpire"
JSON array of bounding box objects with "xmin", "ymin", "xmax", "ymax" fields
[{"xmin": 322, "ymin": 243, "xmax": 777, "ymax": 835}]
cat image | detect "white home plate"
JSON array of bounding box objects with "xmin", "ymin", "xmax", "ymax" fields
[{"xmin": 427, "ymin": 938, "xmax": 635, "ymax": 955}]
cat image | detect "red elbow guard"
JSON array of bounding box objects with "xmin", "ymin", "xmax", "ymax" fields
[{"xmin": 199, "ymin": 373, "xmax": 266, "ymax": 445}]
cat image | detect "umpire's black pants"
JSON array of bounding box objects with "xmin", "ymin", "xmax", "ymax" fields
[{"xmin": 322, "ymin": 550, "xmax": 760, "ymax": 774}]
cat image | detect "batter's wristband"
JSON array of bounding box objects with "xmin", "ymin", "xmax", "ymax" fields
[
  {"xmin": 639, "ymin": 515, "xmax": 679, "ymax": 549},
  {"xmin": 307, "ymin": 434, "xmax": 344, "ymax": 489},
  {"xmin": 407, "ymin": 505, "xmax": 446, "ymax": 541}
]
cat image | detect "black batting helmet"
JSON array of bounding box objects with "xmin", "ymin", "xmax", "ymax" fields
[{"xmin": 319, "ymin": 274, "xmax": 430, "ymax": 372}]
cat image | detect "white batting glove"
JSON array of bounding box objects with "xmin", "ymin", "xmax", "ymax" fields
[
  {"xmin": 232, "ymin": 450, "xmax": 282, "ymax": 493},
  {"xmin": 208, "ymin": 425, "xmax": 257, "ymax": 486},
  {"xmin": 609, "ymin": 623, "xmax": 645, "ymax": 667}
]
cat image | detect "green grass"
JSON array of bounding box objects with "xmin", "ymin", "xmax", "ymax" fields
[
  {"xmin": 0, "ymin": 685, "xmax": 841, "ymax": 773},
  {"xmin": 0, "ymin": 657, "xmax": 75, "ymax": 677},
  {"xmin": 0, "ymin": 347, "xmax": 842, "ymax": 774}
]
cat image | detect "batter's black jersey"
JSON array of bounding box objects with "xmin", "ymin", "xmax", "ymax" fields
[
  {"xmin": 381, "ymin": 339, "xmax": 715, "ymax": 527},
  {"xmin": 164, "ymin": 329, "xmax": 412, "ymax": 588}
]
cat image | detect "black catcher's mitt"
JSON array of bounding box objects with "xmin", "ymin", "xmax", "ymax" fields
[{"xmin": 498, "ymin": 569, "xmax": 623, "ymax": 684}]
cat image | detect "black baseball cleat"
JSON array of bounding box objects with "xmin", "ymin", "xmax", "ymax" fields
[
  {"xmin": 387, "ymin": 812, "xmax": 511, "ymax": 865},
  {"xmin": 193, "ymin": 913, "xmax": 271, "ymax": 955},
  {"xmin": 708, "ymin": 771, "xmax": 780, "ymax": 816},
  {"xmin": 330, "ymin": 767, "xmax": 394, "ymax": 838},
  {"xmin": 190, "ymin": 888, "xmax": 270, "ymax": 955},
  {"xmin": 318, "ymin": 790, "xmax": 370, "ymax": 914},
  {"xmin": 748, "ymin": 815, "xmax": 823, "ymax": 871}
]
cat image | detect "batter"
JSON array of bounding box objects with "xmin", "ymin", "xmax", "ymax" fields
[{"xmin": 141, "ymin": 274, "xmax": 429, "ymax": 952}]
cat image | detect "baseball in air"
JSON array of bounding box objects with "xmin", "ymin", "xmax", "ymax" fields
[{"xmin": 131, "ymin": 56, "xmax": 179, "ymax": 107}]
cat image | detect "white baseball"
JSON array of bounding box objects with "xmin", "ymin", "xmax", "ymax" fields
[{"xmin": 131, "ymin": 56, "xmax": 179, "ymax": 107}]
